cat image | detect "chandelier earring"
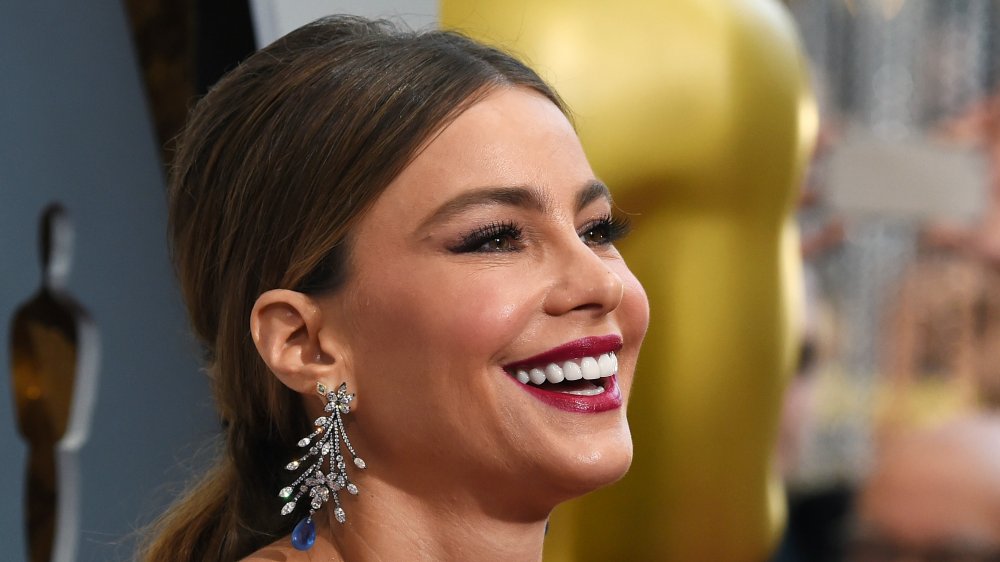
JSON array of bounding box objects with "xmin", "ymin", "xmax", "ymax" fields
[{"xmin": 278, "ymin": 381, "xmax": 366, "ymax": 551}]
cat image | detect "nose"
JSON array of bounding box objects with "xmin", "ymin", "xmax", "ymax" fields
[{"xmin": 542, "ymin": 240, "xmax": 625, "ymax": 317}]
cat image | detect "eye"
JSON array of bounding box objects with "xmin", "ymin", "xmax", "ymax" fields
[
  {"xmin": 449, "ymin": 221, "xmax": 524, "ymax": 253},
  {"xmin": 579, "ymin": 214, "xmax": 632, "ymax": 247}
]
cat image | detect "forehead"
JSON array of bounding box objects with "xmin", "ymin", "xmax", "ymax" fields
[{"xmin": 374, "ymin": 86, "xmax": 595, "ymax": 215}]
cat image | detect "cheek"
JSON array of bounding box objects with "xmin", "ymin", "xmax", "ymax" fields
[
  {"xmin": 617, "ymin": 264, "xmax": 650, "ymax": 343},
  {"xmin": 613, "ymin": 262, "xmax": 649, "ymax": 401},
  {"xmin": 437, "ymin": 287, "xmax": 523, "ymax": 355},
  {"xmin": 345, "ymin": 264, "xmax": 537, "ymax": 376},
  {"xmin": 340, "ymin": 263, "xmax": 543, "ymax": 464}
]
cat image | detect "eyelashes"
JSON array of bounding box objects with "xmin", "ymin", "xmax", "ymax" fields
[
  {"xmin": 449, "ymin": 220, "xmax": 523, "ymax": 253},
  {"xmin": 448, "ymin": 213, "xmax": 632, "ymax": 254},
  {"xmin": 579, "ymin": 213, "xmax": 632, "ymax": 247}
]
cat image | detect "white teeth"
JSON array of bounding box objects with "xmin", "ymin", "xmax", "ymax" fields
[
  {"xmin": 564, "ymin": 386, "xmax": 606, "ymax": 396},
  {"xmin": 545, "ymin": 363, "xmax": 564, "ymax": 383},
  {"xmin": 598, "ymin": 353, "xmax": 614, "ymax": 377},
  {"xmin": 562, "ymin": 361, "xmax": 583, "ymax": 381},
  {"xmin": 512, "ymin": 352, "xmax": 620, "ymax": 385}
]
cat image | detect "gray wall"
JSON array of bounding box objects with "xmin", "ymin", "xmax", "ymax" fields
[
  {"xmin": 1, "ymin": 2, "xmax": 216, "ymax": 560},
  {"xmin": 249, "ymin": 0, "xmax": 438, "ymax": 46}
]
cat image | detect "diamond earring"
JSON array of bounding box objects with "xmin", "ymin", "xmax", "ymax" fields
[{"xmin": 278, "ymin": 382, "xmax": 366, "ymax": 551}]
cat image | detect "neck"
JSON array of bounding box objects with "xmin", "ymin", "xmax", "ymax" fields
[{"xmin": 313, "ymin": 478, "xmax": 548, "ymax": 562}]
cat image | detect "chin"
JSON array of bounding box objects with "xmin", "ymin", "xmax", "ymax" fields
[
  {"xmin": 545, "ymin": 423, "xmax": 634, "ymax": 502},
  {"xmin": 483, "ymin": 413, "xmax": 634, "ymax": 520}
]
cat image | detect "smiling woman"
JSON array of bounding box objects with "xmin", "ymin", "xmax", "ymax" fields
[{"xmin": 141, "ymin": 15, "xmax": 648, "ymax": 562}]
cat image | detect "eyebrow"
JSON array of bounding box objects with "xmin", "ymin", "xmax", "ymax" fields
[
  {"xmin": 418, "ymin": 180, "xmax": 613, "ymax": 231},
  {"xmin": 575, "ymin": 180, "xmax": 612, "ymax": 212}
]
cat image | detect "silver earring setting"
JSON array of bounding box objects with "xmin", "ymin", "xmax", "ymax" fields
[{"xmin": 279, "ymin": 381, "xmax": 366, "ymax": 551}]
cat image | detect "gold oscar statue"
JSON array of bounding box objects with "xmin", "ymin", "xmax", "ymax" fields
[
  {"xmin": 10, "ymin": 204, "xmax": 97, "ymax": 562},
  {"xmin": 440, "ymin": 1, "xmax": 816, "ymax": 559}
]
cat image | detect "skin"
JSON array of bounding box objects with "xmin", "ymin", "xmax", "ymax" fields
[
  {"xmin": 246, "ymin": 86, "xmax": 650, "ymax": 561},
  {"xmin": 856, "ymin": 416, "xmax": 1000, "ymax": 559}
]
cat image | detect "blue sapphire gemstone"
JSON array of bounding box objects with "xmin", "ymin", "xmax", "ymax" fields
[{"xmin": 291, "ymin": 516, "xmax": 316, "ymax": 551}]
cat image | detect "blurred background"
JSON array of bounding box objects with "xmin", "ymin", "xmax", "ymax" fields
[
  {"xmin": 5, "ymin": 0, "xmax": 1000, "ymax": 560},
  {"xmin": 779, "ymin": 1, "xmax": 1000, "ymax": 561}
]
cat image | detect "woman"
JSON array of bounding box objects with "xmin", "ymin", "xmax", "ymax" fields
[{"xmin": 143, "ymin": 15, "xmax": 648, "ymax": 561}]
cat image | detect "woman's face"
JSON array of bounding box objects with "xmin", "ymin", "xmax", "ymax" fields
[{"xmin": 322, "ymin": 86, "xmax": 649, "ymax": 517}]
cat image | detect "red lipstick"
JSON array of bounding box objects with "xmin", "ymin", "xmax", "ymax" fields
[
  {"xmin": 517, "ymin": 375, "xmax": 622, "ymax": 413},
  {"xmin": 504, "ymin": 335, "xmax": 623, "ymax": 372},
  {"xmin": 504, "ymin": 335, "xmax": 624, "ymax": 414}
]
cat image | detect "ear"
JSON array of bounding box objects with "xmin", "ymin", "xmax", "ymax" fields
[{"xmin": 250, "ymin": 289, "xmax": 343, "ymax": 395}]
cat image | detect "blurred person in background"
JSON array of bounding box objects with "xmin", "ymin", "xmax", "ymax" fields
[
  {"xmin": 852, "ymin": 90, "xmax": 1000, "ymax": 562},
  {"xmin": 887, "ymin": 91, "xmax": 1000, "ymax": 425},
  {"xmin": 847, "ymin": 414, "xmax": 1000, "ymax": 562}
]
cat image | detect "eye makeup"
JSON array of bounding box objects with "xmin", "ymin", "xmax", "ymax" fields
[
  {"xmin": 577, "ymin": 213, "xmax": 632, "ymax": 247},
  {"xmin": 448, "ymin": 220, "xmax": 524, "ymax": 253},
  {"xmin": 447, "ymin": 211, "xmax": 632, "ymax": 255}
]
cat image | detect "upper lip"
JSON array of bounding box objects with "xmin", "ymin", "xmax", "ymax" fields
[{"xmin": 503, "ymin": 334, "xmax": 623, "ymax": 371}]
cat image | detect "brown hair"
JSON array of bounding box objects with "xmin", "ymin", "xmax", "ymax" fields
[{"xmin": 142, "ymin": 15, "xmax": 564, "ymax": 562}]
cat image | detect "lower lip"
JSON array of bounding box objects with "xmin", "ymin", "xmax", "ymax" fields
[{"xmin": 515, "ymin": 376, "xmax": 622, "ymax": 413}]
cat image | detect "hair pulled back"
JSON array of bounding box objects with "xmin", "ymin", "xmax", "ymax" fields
[{"xmin": 143, "ymin": 15, "xmax": 563, "ymax": 561}]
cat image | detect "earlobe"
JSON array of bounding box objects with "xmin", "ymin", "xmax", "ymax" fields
[{"xmin": 250, "ymin": 289, "xmax": 337, "ymax": 394}]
